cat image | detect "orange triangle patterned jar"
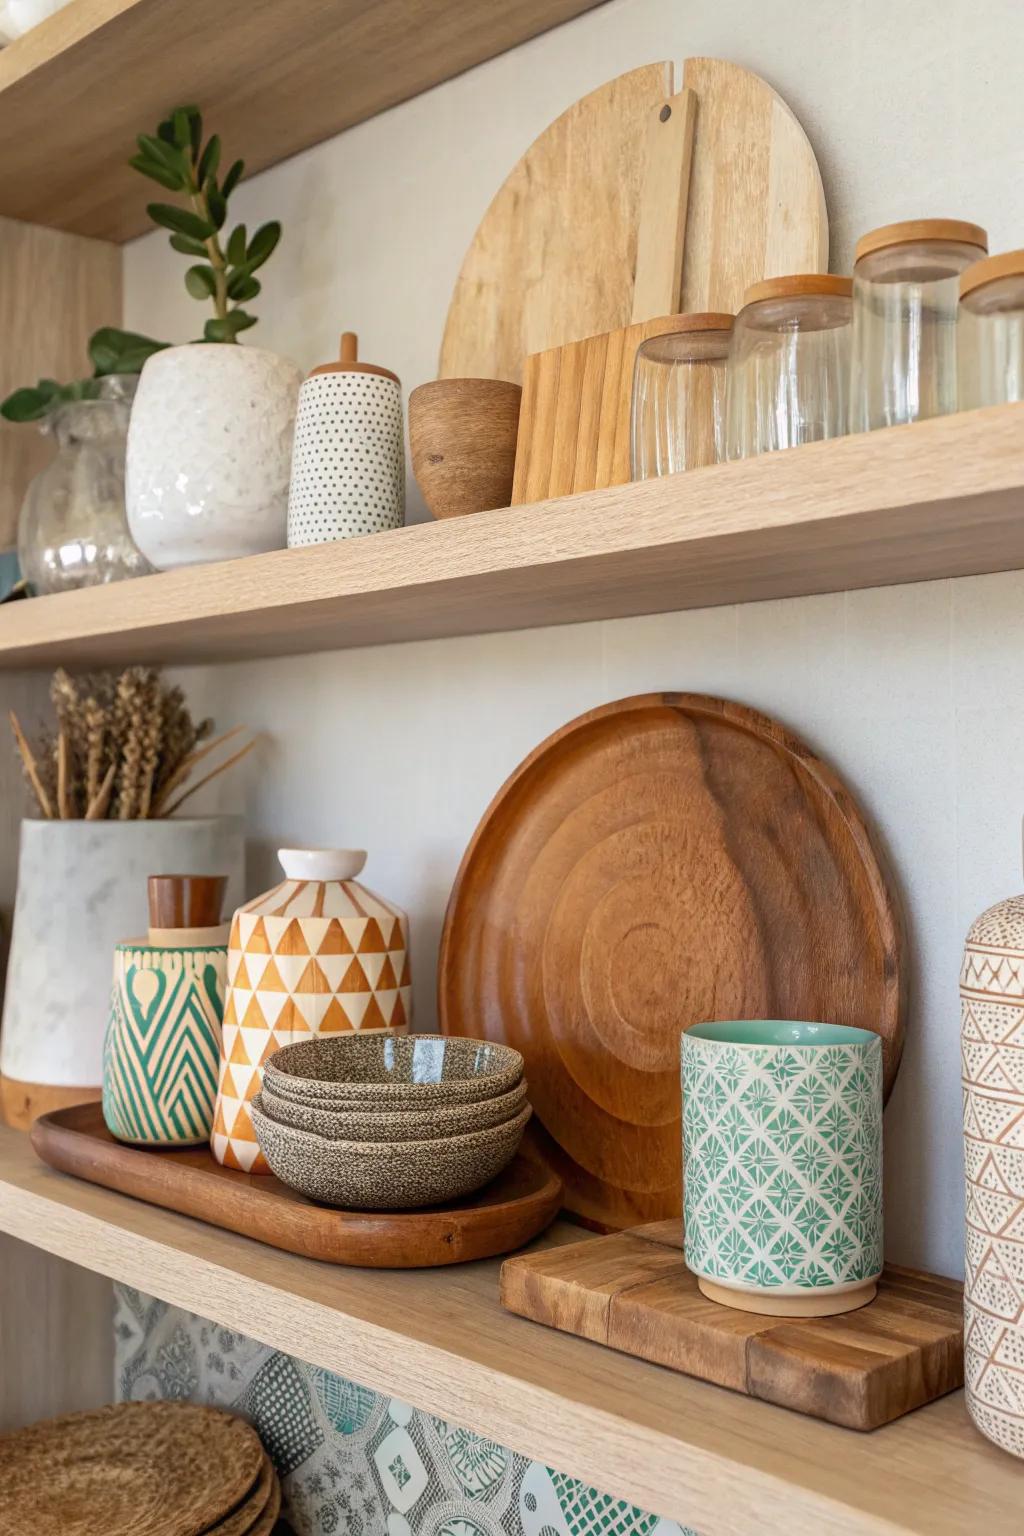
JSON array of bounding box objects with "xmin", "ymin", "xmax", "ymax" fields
[{"xmin": 211, "ymin": 848, "xmax": 412, "ymax": 1171}]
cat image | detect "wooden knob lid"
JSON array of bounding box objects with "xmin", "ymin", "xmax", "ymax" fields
[
  {"xmin": 309, "ymin": 331, "xmax": 400, "ymax": 384},
  {"xmin": 148, "ymin": 875, "xmax": 227, "ymax": 930}
]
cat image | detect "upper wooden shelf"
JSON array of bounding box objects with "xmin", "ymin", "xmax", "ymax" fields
[
  {"xmin": 0, "ymin": 0, "xmax": 605, "ymax": 242},
  {"xmin": 0, "ymin": 1126, "xmax": 1018, "ymax": 1536},
  {"xmin": 2, "ymin": 405, "xmax": 1024, "ymax": 670}
]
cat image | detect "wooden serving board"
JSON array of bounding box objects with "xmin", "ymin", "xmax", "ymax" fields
[
  {"xmin": 439, "ymin": 694, "xmax": 904, "ymax": 1232},
  {"xmin": 501, "ymin": 1221, "xmax": 964, "ymax": 1430},
  {"xmin": 31, "ymin": 1102, "xmax": 562, "ymax": 1269},
  {"xmin": 439, "ymin": 57, "xmax": 827, "ymax": 384}
]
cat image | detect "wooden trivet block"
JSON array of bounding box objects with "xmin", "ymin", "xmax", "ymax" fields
[{"xmin": 500, "ymin": 1219, "xmax": 964, "ymax": 1430}]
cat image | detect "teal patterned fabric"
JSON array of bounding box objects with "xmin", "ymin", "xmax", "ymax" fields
[{"xmin": 114, "ymin": 1286, "xmax": 696, "ymax": 1536}]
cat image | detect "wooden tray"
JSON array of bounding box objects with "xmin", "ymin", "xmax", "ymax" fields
[
  {"xmin": 439, "ymin": 693, "xmax": 904, "ymax": 1232},
  {"xmin": 501, "ymin": 1220, "xmax": 963, "ymax": 1430},
  {"xmin": 31, "ymin": 1102, "xmax": 563, "ymax": 1268}
]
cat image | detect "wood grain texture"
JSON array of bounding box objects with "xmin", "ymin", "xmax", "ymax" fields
[
  {"xmin": 630, "ymin": 90, "xmax": 697, "ymax": 324},
  {"xmin": 440, "ymin": 57, "xmax": 825, "ymax": 383},
  {"xmin": 31, "ymin": 1102, "xmax": 563, "ymax": 1268},
  {"xmin": 0, "ymin": 1233, "xmax": 112, "ymax": 1431},
  {"xmin": 0, "ymin": 1075, "xmax": 102, "ymax": 1132},
  {"xmin": 439, "ymin": 693, "xmax": 904, "ymax": 1231},
  {"xmin": 409, "ymin": 378, "xmax": 522, "ymax": 518},
  {"xmin": 0, "ymin": 217, "xmax": 121, "ymax": 548},
  {"xmin": 1, "ymin": 404, "xmax": 1024, "ymax": 670},
  {"xmin": 500, "ymin": 1220, "xmax": 964, "ymax": 1430},
  {"xmin": 510, "ymin": 313, "xmax": 727, "ymax": 503},
  {"xmin": 0, "ymin": 0, "xmax": 607, "ymax": 241},
  {"xmin": 0, "ymin": 1126, "xmax": 1019, "ymax": 1536}
]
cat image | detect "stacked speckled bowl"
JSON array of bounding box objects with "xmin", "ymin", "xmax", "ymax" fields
[{"xmin": 250, "ymin": 1033, "xmax": 529, "ymax": 1210}]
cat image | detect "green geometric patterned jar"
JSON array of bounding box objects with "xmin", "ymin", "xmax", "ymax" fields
[
  {"xmin": 682, "ymin": 1020, "xmax": 883, "ymax": 1317},
  {"xmin": 103, "ymin": 938, "xmax": 227, "ymax": 1147}
]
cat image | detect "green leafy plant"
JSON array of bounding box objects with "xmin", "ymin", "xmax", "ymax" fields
[
  {"xmin": 131, "ymin": 104, "xmax": 281, "ymax": 343},
  {"xmin": 1, "ymin": 329, "xmax": 168, "ymax": 423}
]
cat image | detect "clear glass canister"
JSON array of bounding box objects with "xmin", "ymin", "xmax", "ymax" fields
[
  {"xmin": 724, "ymin": 276, "xmax": 852, "ymax": 459},
  {"xmin": 630, "ymin": 316, "xmax": 733, "ymax": 479},
  {"xmin": 18, "ymin": 374, "xmax": 151, "ymax": 596},
  {"xmin": 850, "ymin": 218, "xmax": 987, "ymax": 430},
  {"xmin": 958, "ymin": 250, "xmax": 1024, "ymax": 409}
]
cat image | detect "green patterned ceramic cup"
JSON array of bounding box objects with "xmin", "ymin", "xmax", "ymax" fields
[
  {"xmin": 103, "ymin": 940, "xmax": 227, "ymax": 1147},
  {"xmin": 682, "ymin": 1020, "xmax": 883, "ymax": 1317}
]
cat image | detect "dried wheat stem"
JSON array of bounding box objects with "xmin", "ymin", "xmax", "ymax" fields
[
  {"xmin": 9, "ymin": 711, "xmax": 53, "ymax": 819},
  {"xmin": 84, "ymin": 698, "xmax": 105, "ymax": 806},
  {"xmin": 85, "ymin": 760, "xmax": 116, "ymax": 821},
  {"xmin": 151, "ymin": 725, "xmax": 245, "ymax": 815},
  {"xmin": 162, "ymin": 738, "xmax": 256, "ymax": 817},
  {"xmin": 57, "ymin": 730, "xmax": 70, "ymax": 819}
]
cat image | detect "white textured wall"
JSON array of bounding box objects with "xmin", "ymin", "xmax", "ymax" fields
[{"xmin": 123, "ymin": 0, "xmax": 1024, "ymax": 1277}]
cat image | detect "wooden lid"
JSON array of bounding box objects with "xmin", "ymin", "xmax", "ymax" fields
[
  {"xmin": 743, "ymin": 274, "xmax": 852, "ymax": 307},
  {"xmin": 960, "ymin": 248, "xmax": 1024, "ymax": 299},
  {"xmin": 148, "ymin": 874, "xmax": 226, "ymax": 930},
  {"xmin": 309, "ymin": 331, "xmax": 399, "ymax": 384},
  {"xmin": 649, "ymin": 311, "xmax": 734, "ymax": 333},
  {"xmin": 855, "ymin": 219, "xmax": 988, "ymax": 263}
]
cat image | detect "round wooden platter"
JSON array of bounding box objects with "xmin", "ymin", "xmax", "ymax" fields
[
  {"xmin": 31, "ymin": 1101, "xmax": 563, "ymax": 1268},
  {"xmin": 439, "ymin": 693, "xmax": 905, "ymax": 1232}
]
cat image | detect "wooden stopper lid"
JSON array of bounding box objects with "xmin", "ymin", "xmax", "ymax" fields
[
  {"xmin": 655, "ymin": 311, "xmax": 735, "ymax": 332},
  {"xmin": 960, "ymin": 248, "xmax": 1024, "ymax": 299},
  {"xmin": 148, "ymin": 874, "xmax": 227, "ymax": 930},
  {"xmin": 743, "ymin": 274, "xmax": 852, "ymax": 307},
  {"xmin": 855, "ymin": 219, "xmax": 988, "ymax": 263},
  {"xmin": 309, "ymin": 331, "xmax": 399, "ymax": 384}
]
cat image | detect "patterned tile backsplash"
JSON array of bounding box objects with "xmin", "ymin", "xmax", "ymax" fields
[{"xmin": 114, "ymin": 1286, "xmax": 696, "ymax": 1536}]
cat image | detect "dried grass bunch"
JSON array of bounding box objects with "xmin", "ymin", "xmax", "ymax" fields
[{"xmin": 9, "ymin": 668, "xmax": 253, "ymax": 820}]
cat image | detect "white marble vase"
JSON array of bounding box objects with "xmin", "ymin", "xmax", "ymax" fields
[
  {"xmin": 126, "ymin": 344, "xmax": 303, "ymax": 568},
  {"xmin": 0, "ymin": 817, "xmax": 245, "ymax": 1103},
  {"xmin": 961, "ymin": 892, "xmax": 1024, "ymax": 1458}
]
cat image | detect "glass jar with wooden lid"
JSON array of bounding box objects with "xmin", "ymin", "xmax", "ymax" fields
[
  {"xmin": 630, "ymin": 314, "xmax": 734, "ymax": 479},
  {"xmin": 850, "ymin": 218, "xmax": 988, "ymax": 430},
  {"xmin": 959, "ymin": 250, "xmax": 1024, "ymax": 409},
  {"xmin": 724, "ymin": 275, "xmax": 852, "ymax": 460}
]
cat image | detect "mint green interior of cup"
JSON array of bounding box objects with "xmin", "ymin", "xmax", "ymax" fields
[{"xmin": 686, "ymin": 1020, "xmax": 878, "ymax": 1047}]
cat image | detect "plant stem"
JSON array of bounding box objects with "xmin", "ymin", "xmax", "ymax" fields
[{"xmin": 188, "ymin": 172, "xmax": 229, "ymax": 322}]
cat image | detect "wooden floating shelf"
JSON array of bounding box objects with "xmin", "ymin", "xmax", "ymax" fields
[
  {"xmin": 0, "ymin": 1127, "xmax": 1018, "ymax": 1536},
  {"xmin": 0, "ymin": 0, "xmax": 605, "ymax": 241},
  {"xmin": 3, "ymin": 405, "xmax": 1024, "ymax": 670}
]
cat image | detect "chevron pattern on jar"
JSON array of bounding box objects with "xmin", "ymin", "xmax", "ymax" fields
[{"xmin": 103, "ymin": 944, "xmax": 226, "ymax": 1147}]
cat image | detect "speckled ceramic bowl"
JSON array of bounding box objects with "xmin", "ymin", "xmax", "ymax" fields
[
  {"xmin": 258, "ymin": 1077, "xmax": 529, "ymax": 1141},
  {"xmin": 249, "ymin": 1094, "xmax": 531, "ymax": 1209},
  {"xmin": 263, "ymin": 1033, "xmax": 523, "ymax": 1108}
]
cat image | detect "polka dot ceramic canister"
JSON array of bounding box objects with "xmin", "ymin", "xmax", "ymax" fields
[
  {"xmin": 287, "ymin": 332, "xmax": 405, "ymax": 547},
  {"xmin": 961, "ymin": 893, "xmax": 1024, "ymax": 1459},
  {"xmin": 682, "ymin": 1020, "xmax": 884, "ymax": 1317},
  {"xmin": 212, "ymin": 848, "xmax": 412, "ymax": 1172}
]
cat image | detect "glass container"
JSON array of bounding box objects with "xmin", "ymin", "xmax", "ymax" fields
[
  {"xmin": 850, "ymin": 218, "xmax": 987, "ymax": 431},
  {"xmin": 630, "ymin": 316, "xmax": 733, "ymax": 479},
  {"xmin": 724, "ymin": 276, "xmax": 852, "ymax": 459},
  {"xmin": 959, "ymin": 250, "xmax": 1024, "ymax": 409},
  {"xmin": 18, "ymin": 374, "xmax": 151, "ymax": 596}
]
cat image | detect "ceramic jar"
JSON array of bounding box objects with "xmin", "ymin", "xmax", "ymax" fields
[
  {"xmin": 126, "ymin": 344, "xmax": 303, "ymax": 568},
  {"xmin": 212, "ymin": 848, "xmax": 412, "ymax": 1171},
  {"xmin": 0, "ymin": 818, "xmax": 244, "ymax": 1131},
  {"xmin": 682, "ymin": 1020, "xmax": 883, "ymax": 1317},
  {"xmin": 287, "ymin": 332, "xmax": 404, "ymax": 546},
  {"xmin": 961, "ymin": 893, "xmax": 1024, "ymax": 1459},
  {"xmin": 103, "ymin": 876, "xmax": 229, "ymax": 1147}
]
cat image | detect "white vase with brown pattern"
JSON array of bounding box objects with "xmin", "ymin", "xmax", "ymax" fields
[
  {"xmin": 961, "ymin": 891, "xmax": 1024, "ymax": 1458},
  {"xmin": 211, "ymin": 848, "xmax": 411, "ymax": 1172}
]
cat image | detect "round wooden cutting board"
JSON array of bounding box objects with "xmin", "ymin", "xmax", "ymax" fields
[{"xmin": 439, "ymin": 694, "xmax": 904, "ymax": 1232}]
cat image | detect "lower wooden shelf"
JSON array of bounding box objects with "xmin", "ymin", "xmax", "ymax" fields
[{"xmin": 0, "ymin": 1126, "xmax": 1016, "ymax": 1535}]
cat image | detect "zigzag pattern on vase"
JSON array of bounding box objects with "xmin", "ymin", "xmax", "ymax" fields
[
  {"xmin": 103, "ymin": 949, "xmax": 225, "ymax": 1146},
  {"xmin": 212, "ymin": 908, "xmax": 413, "ymax": 1172}
]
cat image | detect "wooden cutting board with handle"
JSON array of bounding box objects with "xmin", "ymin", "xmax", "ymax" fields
[{"xmin": 439, "ymin": 57, "xmax": 827, "ymax": 383}]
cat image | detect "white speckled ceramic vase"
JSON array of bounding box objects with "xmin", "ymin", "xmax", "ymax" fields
[
  {"xmin": 961, "ymin": 891, "xmax": 1024, "ymax": 1459},
  {"xmin": 126, "ymin": 343, "xmax": 303, "ymax": 568},
  {"xmin": 0, "ymin": 818, "xmax": 244, "ymax": 1121},
  {"xmin": 286, "ymin": 332, "xmax": 404, "ymax": 547}
]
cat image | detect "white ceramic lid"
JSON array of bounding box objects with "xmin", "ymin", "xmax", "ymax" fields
[{"xmin": 277, "ymin": 848, "xmax": 368, "ymax": 881}]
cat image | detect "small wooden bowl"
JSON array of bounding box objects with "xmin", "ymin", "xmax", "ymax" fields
[{"xmin": 409, "ymin": 378, "xmax": 522, "ymax": 519}]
